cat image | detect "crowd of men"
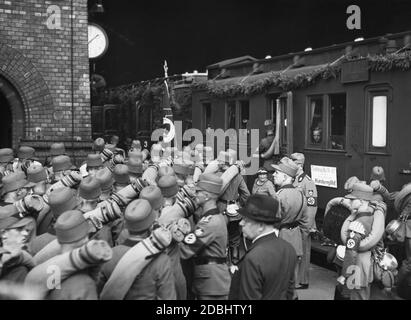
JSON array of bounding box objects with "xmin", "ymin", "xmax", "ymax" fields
[{"xmin": 0, "ymin": 128, "xmax": 410, "ymax": 300}]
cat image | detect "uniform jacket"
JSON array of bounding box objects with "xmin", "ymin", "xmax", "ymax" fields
[
  {"xmin": 252, "ymin": 179, "xmax": 276, "ymax": 198},
  {"xmin": 259, "ymin": 134, "xmax": 276, "ymax": 171},
  {"xmin": 98, "ymin": 238, "xmax": 176, "ymax": 300},
  {"xmin": 229, "ymin": 232, "xmax": 297, "ymax": 300},
  {"xmin": 218, "ymin": 173, "xmax": 250, "ymax": 206},
  {"xmin": 179, "ymin": 208, "xmax": 231, "ymax": 296},
  {"xmin": 47, "ymin": 271, "xmax": 98, "ymax": 300},
  {"xmin": 277, "ymin": 185, "xmax": 309, "ymax": 234},
  {"xmin": 293, "ymin": 172, "xmax": 318, "ymax": 230}
]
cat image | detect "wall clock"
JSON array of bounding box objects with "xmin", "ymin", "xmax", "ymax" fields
[{"xmin": 88, "ymin": 23, "xmax": 109, "ymax": 59}]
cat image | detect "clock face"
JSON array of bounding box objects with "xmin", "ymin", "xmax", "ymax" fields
[{"xmin": 88, "ymin": 24, "xmax": 108, "ymax": 59}]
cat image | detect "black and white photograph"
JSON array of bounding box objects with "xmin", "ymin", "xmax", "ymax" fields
[{"xmin": 1, "ymin": 0, "xmax": 411, "ymax": 306}]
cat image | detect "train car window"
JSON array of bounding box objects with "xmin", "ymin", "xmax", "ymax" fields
[
  {"xmin": 202, "ymin": 103, "xmax": 211, "ymax": 133},
  {"xmin": 366, "ymin": 87, "xmax": 391, "ymax": 153},
  {"xmin": 226, "ymin": 101, "xmax": 237, "ymax": 129},
  {"xmin": 240, "ymin": 100, "xmax": 249, "ymax": 130},
  {"xmin": 280, "ymin": 97, "xmax": 288, "ymax": 147},
  {"xmin": 91, "ymin": 106, "xmax": 103, "ymax": 135},
  {"xmin": 104, "ymin": 108, "xmax": 117, "ymax": 131},
  {"xmin": 329, "ymin": 93, "xmax": 346, "ymax": 150},
  {"xmin": 371, "ymin": 96, "xmax": 387, "ymax": 148},
  {"xmin": 307, "ymin": 96, "xmax": 324, "ymax": 147}
]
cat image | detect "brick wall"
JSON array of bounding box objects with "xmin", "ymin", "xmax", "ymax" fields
[{"xmin": 0, "ymin": 0, "xmax": 92, "ymax": 162}]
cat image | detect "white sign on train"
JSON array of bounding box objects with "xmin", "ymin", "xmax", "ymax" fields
[{"xmin": 310, "ymin": 165, "xmax": 338, "ymax": 188}]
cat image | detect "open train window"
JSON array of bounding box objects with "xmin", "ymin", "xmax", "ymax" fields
[
  {"xmin": 366, "ymin": 86, "xmax": 392, "ymax": 153},
  {"xmin": 307, "ymin": 96, "xmax": 325, "ymax": 148},
  {"xmin": 226, "ymin": 101, "xmax": 237, "ymax": 129},
  {"xmin": 306, "ymin": 93, "xmax": 346, "ymax": 151}
]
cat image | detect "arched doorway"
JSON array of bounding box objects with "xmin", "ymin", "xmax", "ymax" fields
[
  {"xmin": 0, "ymin": 91, "xmax": 12, "ymax": 147},
  {"xmin": 0, "ymin": 75, "xmax": 25, "ymax": 149}
]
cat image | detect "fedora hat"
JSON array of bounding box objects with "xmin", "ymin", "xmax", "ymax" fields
[
  {"xmin": 95, "ymin": 168, "xmax": 114, "ymax": 192},
  {"xmin": 238, "ymin": 194, "xmax": 281, "ymax": 224},
  {"xmin": 139, "ymin": 185, "xmax": 164, "ymax": 211},
  {"xmin": 1, "ymin": 172, "xmax": 28, "ymax": 195},
  {"xmin": 17, "ymin": 146, "xmax": 35, "ymax": 160},
  {"xmin": 0, "ymin": 148, "xmax": 14, "ymax": 163},
  {"xmin": 195, "ymin": 173, "xmax": 222, "ymax": 195},
  {"xmin": 124, "ymin": 199, "xmax": 155, "ymax": 233},
  {"xmin": 344, "ymin": 182, "xmax": 383, "ymax": 202},
  {"xmin": 52, "ymin": 155, "xmax": 73, "ymax": 173},
  {"xmin": 86, "ymin": 154, "xmax": 103, "ymax": 168},
  {"xmin": 49, "ymin": 143, "xmax": 66, "ymax": 157},
  {"xmin": 48, "ymin": 187, "xmax": 80, "ymax": 219},
  {"xmin": 127, "ymin": 158, "xmax": 143, "ymax": 175},
  {"xmin": 54, "ymin": 210, "xmax": 91, "ymax": 244},
  {"xmin": 113, "ymin": 164, "xmax": 130, "ymax": 186},
  {"xmin": 271, "ymin": 157, "xmax": 299, "ymax": 178},
  {"xmin": 79, "ymin": 176, "xmax": 101, "ymax": 200},
  {"xmin": 158, "ymin": 175, "xmax": 179, "ymax": 198},
  {"xmin": 25, "ymin": 163, "xmax": 48, "ymax": 188}
]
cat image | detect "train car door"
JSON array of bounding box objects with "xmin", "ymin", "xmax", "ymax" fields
[{"xmin": 268, "ymin": 92, "xmax": 293, "ymax": 157}]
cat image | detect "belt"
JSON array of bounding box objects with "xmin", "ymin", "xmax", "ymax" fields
[
  {"xmin": 280, "ymin": 221, "xmax": 300, "ymax": 230},
  {"xmin": 194, "ymin": 256, "xmax": 227, "ymax": 266},
  {"xmin": 218, "ymin": 199, "xmax": 236, "ymax": 205}
]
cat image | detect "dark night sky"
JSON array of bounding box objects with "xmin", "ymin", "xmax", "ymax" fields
[{"xmin": 89, "ymin": 0, "xmax": 411, "ymax": 87}]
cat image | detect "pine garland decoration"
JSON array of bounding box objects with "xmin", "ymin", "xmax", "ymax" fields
[{"xmin": 194, "ymin": 51, "xmax": 411, "ymax": 98}]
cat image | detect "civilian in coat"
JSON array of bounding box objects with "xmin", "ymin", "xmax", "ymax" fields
[{"xmin": 229, "ymin": 194, "xmax": 297, "ymax": 300}]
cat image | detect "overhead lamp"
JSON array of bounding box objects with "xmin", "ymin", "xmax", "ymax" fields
[{"xmin": 90, "ymin": 0, "xmax": 104, "ymax": 13}]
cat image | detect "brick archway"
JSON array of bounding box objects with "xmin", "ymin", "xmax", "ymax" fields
[
  {"xmin": 0, "ymin": 76, "xmax": 24, "ymax": 148},
  {"xmin": 0, "ymin": 43, "xmax": 54, "ymax": 148}
]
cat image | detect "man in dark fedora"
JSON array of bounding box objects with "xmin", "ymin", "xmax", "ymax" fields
[{"xmin": 229, "ymin": 194, "xmax": 297, "ymax": 300}]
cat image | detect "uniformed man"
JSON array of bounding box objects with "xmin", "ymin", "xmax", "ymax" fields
[
  {"xmin": 179, "ymin": 173, "xmax": 231, "ymax": 300},
  {"xmin": 256, "ymin": 120, "xmax": 281, "ymax": 179},
  {"xmin": 0, "ymin": 148, "xmax": 15, "ymax": 177},
  {"xmin": 98, "ymin": 199, "xmax": 176, "ymax": 300},
  {"xmin": 0, "ymin": 172, "xmax": 30, "ymax": 206},
  {"xmin": 272, "ymin": 157, "xmax": 309, "ymax": 291},
  {"xmin": 0, "ymin": 205, "xmax": 37, "ymax": 283},
  {"xmin": 215, "ymin": 151, "xmax": 250, "ymax": 266},
  {"xmin": 290, "ymin": 152, "xmax": 318, "ymax": 289},
  {"xmin": 40, "ymin": 210, "xmax": 99, "ymax": 300}
]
